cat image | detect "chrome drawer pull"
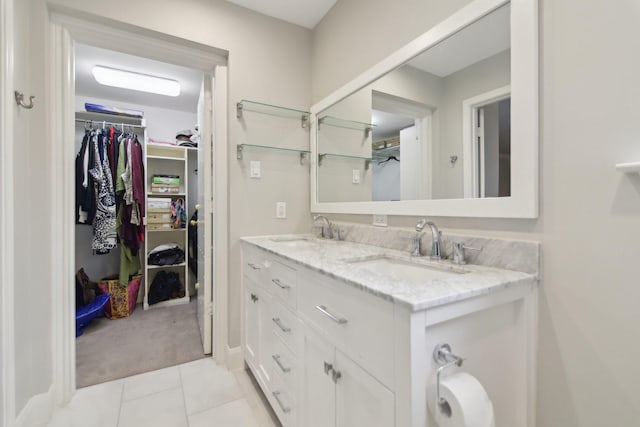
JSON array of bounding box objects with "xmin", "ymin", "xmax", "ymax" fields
[
  {"xmin": 272, "ymin": 391, "xmax": 291, "ymax": 413},
  {"xmin": 272, "ymin": 354, "xmax": 291, "ymax": 373},
  {"xmin": 272, "ymin": 317, "xmax": 291, "ymax": 332},
  {"xmin": 248, "ymin": 262, "xmax": 261, "ymax": 270},
  {"xmin": 315, "ymin": 305, "xmax": 348, "ymax": 325},
  {"xmin": 272, "ymin": 278, "xmax": 290, "ymax": 290}
]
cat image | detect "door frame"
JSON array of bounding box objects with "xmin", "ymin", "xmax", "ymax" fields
[
  {"xmin": 1, "ymin": 0, "xmax": 16, "ymax": 424},
  {"xmin": 47, "ymin": 7, "xmax": 230, "ymax": 405},
  {"xmin": 462, "ymin": 85, "xmax": 511, "ymax": 198}
]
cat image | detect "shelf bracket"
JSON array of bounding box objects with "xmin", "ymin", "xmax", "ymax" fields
[
  {"xmin": 364, "ymin": 159, "xmax": 371, "ymax": 170},
  {"xmin": 237, "ymin": 144, "xmax": 244, "ymax": 160},
  {"xmin": 236, "ymin": 102, "xmax": 243, "ymax": 119},
  {"xmin": 318, "ymin": 153, "xmax": 326, "ymax": 166},
  {"xmin": 299, "ymin": 152, "xmax": 307, "ymax": 165},
  {"xmin": 365, "ymin": 126, "xmax": 372, "ymax": 138},
  {"xmin": 301, "ymin": 114, "xmax": 309, "ymax": 129}
]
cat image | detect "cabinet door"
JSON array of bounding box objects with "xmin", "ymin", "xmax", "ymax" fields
[
  {"xmin": 243, "ymin": 281, "xmax": 260, "ymax": 370},
  {"xmin": 302, "ymin": 329, "xmax": 335, "ymax": 427},
  {"xmin": 335, "ymin": 350, "xmax": 395, "ymax": 427}
]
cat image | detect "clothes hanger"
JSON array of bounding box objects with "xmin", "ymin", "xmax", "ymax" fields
[{"xmin": 377, "ymin": 155, "xmax": 400, "ymax": 165}]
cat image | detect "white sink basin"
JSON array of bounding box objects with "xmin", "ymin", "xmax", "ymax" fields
[
  {"xmin": 345, "ymin": 255, "xmax": 468, "ymax": 282},
  {"xmin": 269, "ymin": 237, "xmax": 318, "ymax": 249}
]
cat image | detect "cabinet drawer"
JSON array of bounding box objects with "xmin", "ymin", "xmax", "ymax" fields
[
  {"xmin": 268, "ymin": 258, "xmax": 297, "ymax": 310},
  {"xmin": 270, "ymin": 334, "xmax": 298, "ymax": 392},
  {"xmin": 269, "ymin": 370, "xmax": 297, "ymax": 427},
  {"xmin": 298, "ymin": 270, "xmax": 395, "ymax": 388},
  {"xmin": 243, "ymin": 246, "xmax": 267, "ymax": 284},
  {"xmin": 270, "ymin": 300, "xmax": 299, "ymax": 355}
]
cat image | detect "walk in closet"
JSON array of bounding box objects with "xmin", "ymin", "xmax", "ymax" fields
[{"xmin": 73, "ymin": 43, "xmax": 212, "ymax": 387}]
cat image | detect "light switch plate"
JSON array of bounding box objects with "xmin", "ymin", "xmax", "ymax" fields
[
  {"xmin": 250, "ymin": 161, "xmax": 261, "ymax": 178},
  {"xmin": 372, "ymin": 214, "xmax": 388, "ymax": 227},
  {"xmin": 352, "ymin": 169, "xmax": 360, "ymax": 184},
  {"xmin": 276, "ymin": 202, "xmax": 286, "ymax": 219}
]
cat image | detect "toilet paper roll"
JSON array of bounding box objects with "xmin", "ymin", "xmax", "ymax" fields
[{"xmin": 428, "ymin": 372, "xmax": 495, "ymax": 427}]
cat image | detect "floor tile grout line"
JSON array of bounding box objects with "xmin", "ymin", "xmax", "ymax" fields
[
  {"xmin": 178, "ymin": 365, "xmax": 191, "ymax": 427},
  {"xmin": 116, "ymin": 380, "xmax": 125, "ymax": 427}
]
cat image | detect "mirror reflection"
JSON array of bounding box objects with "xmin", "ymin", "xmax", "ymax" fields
[{"xmin": 317, "ymin": 3, "xmax": 511, "ymax": 203}]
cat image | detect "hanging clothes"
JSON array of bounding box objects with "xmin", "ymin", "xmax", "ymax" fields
[
  {"xmin": 75, "ymin": 121, "xmax": 146, "ymax": 285},
  {"xmin": 89, "ymin": 130, "xmax": 117, "ymax": 253}
]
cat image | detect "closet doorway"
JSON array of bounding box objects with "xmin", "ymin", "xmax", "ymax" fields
[{"xmin": 49, "ymin": 10, "xmax": 229, "ymax": 401}]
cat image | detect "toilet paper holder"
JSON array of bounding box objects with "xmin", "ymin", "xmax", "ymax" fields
[{"xmin": 433, "ymin": 343, "xmax": 464, "ymax": 418}]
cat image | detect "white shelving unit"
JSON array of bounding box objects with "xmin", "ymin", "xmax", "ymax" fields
[{"xmin": 143, "ymin": 143, "xmax": 191, "ymax": 310}]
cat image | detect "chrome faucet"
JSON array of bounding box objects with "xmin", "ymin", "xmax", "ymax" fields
[
  {"xmin": 411, "ymin": 219, "xmax": 427, "ymax": 256},
  {"xmin": 313, "ymin": 215, "xmax": 333, "ymax": 239},
  {"xmin": 426, "ymin": 221, "xmax": 442, "ymax": 260},
  {"xmin": 412, "ymin": 218, "xmax": 442, "ymax": 259}
]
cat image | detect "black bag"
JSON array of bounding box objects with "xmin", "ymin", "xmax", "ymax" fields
[
  {"xmin": 148, "ymin": 271, "xmax": 183, "ymax": 305},
  {"xmin": 147, "ymin": 247, "xmax": 185, "ymax": 266}
]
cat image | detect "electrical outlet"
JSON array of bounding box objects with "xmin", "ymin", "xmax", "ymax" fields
[
  {"xmin": 372, "ymin": 214, "xmax": 388, "ymax": 227},
  {"xmin": 352, "ymin": 169, "xmax": 360, "ymax": 184},
  {"xmin": 250, "ymin": 161, "xmax": 261, "ymax": 178},
  {"xmin": 276, "ymin": 202, "xmax": 286, "ymax": 219}
]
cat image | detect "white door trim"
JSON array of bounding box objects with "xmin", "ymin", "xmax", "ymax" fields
[
  {"xmin": 47, "ymin": 8, "xmax": 229, "ymax": 405},
  {"xmin": 462, "ymin": 84, "xmax": 511, "ymax": 198},
  {"xmin": 0, "ymin": 0, "xmax": 16, "ymax": 424}
]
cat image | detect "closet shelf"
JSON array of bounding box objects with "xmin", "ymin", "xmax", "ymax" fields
[
  {"xmin": 318, "ymin": 115, "xmax": 375, "ymax": 137},
  {"xmin": 236, "ymin": 99, "xmax": 310, "ymax": 128},
  {"xmin": 147, "ymin": 155, "xmax": 187, "ymax": 162},
  {"xmin": 144, "ymin": 295, "xmax": 190, "ymax": 311},
  {"xmin": 147, "ymin": 192, "xmax": 186, "ymax": 197},
  {"xmin": 237, "ymin": 143, "xmax": 310, "ymax": 165},
  {"xmin": 146, "ymin": 228, "xmax": 187, "ymax": 233},
  {"xmin": 616, "ymin": 162, "xmax": 640, "ymax": 174},
  {"xmin": 75, "ymin": 111, "xmax": 146, "ymax": 127},
  {"xmin": 147, "ymin": 262, "xmax": 187, "ymax": 270},
  {"xmin": 318, "ymin": 152, "xmax": 372, "ymax": 170}
]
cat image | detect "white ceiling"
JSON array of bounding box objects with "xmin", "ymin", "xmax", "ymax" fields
[
  {"xmin": 225, "ymin": 0, "xmax": 337, "ymax": 29},
  {"xmin": 75, "ymin": 43, "xmax": 204, "ymax": 113},
  {"xmin": 408, "ymin": 3, "xmax": 510, "ymax": 77}
]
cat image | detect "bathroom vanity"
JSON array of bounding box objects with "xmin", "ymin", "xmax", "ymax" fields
[{"xmin": 241, "ymin": 234, "xmax": 538, "ymax": 427}]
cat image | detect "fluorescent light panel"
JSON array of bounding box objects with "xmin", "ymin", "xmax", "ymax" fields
[{"xmin": 92, "ymin": 66, "xmax": 181, "ymax": 97}]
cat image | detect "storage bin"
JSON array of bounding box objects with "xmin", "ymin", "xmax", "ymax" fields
[{"xmin": 97, "ymin": 275, "xmax": 142, "ymax": 319}]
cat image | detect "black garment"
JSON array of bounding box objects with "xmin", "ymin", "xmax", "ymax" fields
[
  {"xmin": 75, "ymin": 131, "xmax": 97, "ymax": 224},
  {"xmin": 188, "ymin": 210, "xmax": 198, "ymax": 277},
  {"xmin": 148, "ymin": 271, "xmax": 183, "ymax": 305},
  {"xmin": 148, "ymin": 246, "xmax": 185, "ymax": 266}
]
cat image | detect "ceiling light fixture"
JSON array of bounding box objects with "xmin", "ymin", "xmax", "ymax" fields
[{"xmin": 92, "ymin": 66, "xmax": 181, "ymax": 97}]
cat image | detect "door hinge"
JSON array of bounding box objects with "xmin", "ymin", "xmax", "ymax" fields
[{"xmin": 207, "ymin": 301, "xmax": 214, "ymax": 317}]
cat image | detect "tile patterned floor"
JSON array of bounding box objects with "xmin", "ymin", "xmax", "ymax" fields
[{"xmin": 46, "ymin": 358, "xmax": 281, "ymax": 427}]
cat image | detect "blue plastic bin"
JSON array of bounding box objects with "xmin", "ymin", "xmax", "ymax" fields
[{"xmin": 75, "ymin": 293, "xmax": 110, "ymax": 337}]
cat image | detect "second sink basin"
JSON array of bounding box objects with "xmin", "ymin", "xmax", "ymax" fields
[{"xmin": 344, "ymin": 255, "xmax": 468, "ymax": 282}]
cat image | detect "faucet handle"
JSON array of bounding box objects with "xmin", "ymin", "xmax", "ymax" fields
[{"xmin": 451, "ymin": 242, "xmax": 482, "ymax": 265}]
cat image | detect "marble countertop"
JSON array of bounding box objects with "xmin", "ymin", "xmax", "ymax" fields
[{"xmin": 241, "ymin": 234, "xmax": 538, "ymax": 312}]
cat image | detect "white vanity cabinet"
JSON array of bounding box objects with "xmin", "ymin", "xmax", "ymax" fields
[{"xmin": 241, "ymin": 240, "xmax": 537, "ymax": 427}]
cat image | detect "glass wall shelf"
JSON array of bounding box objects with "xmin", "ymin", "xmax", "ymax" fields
[
  {"xmin": 236, "ymin": 99, "xmax": 310, "ymax": 128},
  {"xmin": 318, "ymin": 115, "xmax": 375, "ymax": 137},
  {"xmin": 237, "ymin": 143, "xmax": 311, "ymax": 164},
  {"xmin": 318, "ymin": 152, "xmax": 372, "ymax": 170}
]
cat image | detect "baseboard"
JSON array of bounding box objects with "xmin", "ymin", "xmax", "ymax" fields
[
  {"xmin": 15, "ymin": 385, "xmax": 55, "ymax": 427},
  {"xmin": 226, "ymin": 345, "xmax": 244, "ymax": 372}
]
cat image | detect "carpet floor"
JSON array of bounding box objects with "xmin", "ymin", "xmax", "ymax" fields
[{"xmin": 76, "ymin": 299, "xmax": 205, "ymax": 388}]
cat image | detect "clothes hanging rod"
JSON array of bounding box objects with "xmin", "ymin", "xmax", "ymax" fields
[{"xmin": 74, "ymin": 118, "xmax": 145, "ymax": 129}]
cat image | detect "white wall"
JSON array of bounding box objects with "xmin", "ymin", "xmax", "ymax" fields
[
  {"xmin": 11, "ymin": 0, "xmax": 53, "ymax": 416},
  {"xmin": 312, "ymin": 0, "xmax": 640, "ymax": 425}
]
